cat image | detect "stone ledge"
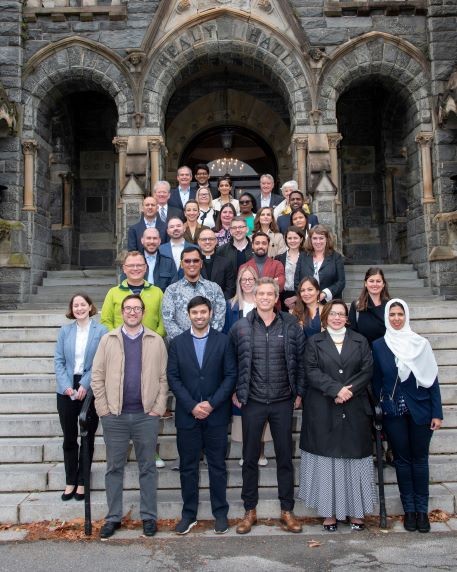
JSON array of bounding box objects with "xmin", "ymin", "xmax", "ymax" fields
[
  {"xmin": 23, "ymin": 6, "xmax": 127, "ymax": 23},
  {"xmin": 324, "ymin": 0, "xmax": 427, "ymax": 17}
]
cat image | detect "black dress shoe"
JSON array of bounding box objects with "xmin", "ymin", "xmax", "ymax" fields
[
  {"xmin": 74, "ymin": 491, "xmax": 85, "ymax": 501},
  {"xmin": 143, "ymin": 519, "xmax": 157, "ymax": 537},
  {"xmin": 99, "ymin": 521, "xmax": 121, "ymax": 540},
  {"xmin": 61, "ymin": 486, "xmax": 76, "ymax": 501},
  {"xmin": 417, "ymin": 512, "xmax": 431, "ymax": 533},
  {"xmin": 403, "ymin": 512, "xmax": 417, "ymax": 532}
]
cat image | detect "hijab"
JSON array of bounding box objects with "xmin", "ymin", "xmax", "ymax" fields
[{"xmin": 384, "ymin": 298, "xmax": 438, "ymax": 389}]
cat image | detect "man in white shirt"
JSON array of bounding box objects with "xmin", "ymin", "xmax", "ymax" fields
[
  {"xmin": 169, "ymin": 166, "xmax": 196, "ymax": 211},
  {"xmin": 253, "ymin": 174, "xmax": 283, "ymax": 211}
]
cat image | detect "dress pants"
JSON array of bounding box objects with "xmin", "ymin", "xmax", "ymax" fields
[
  {"xmin": 382, "ymin": 414, "xmax": 433, "ymax": 513},
  {"xmin": 57, "ymin": 392, "xmax": 98, "ymax": 486},
  {"xmin": 101, "ymin": 412, "xmax": 160, "ymax": 522},
  {"xmin": 177, "ymin": 422, "xmax": 229, "ymax": 520},
  {"xmin": 241, "ymin": 398, "xmax": 294, "ymax": 511}
]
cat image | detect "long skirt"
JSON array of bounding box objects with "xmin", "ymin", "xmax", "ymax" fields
[{"xmin": 298, "ymin": 450, "xmax": 377, "ymax": 520}]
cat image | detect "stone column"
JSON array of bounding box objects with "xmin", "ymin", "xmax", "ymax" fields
[
  {"xmin": 22, "ymin": 140, "xmax": 38, "ymax": 212},
  {"xmin": 59, "ymin": 172, "xmax": 73, "ymax": 228},
  {"xmin": 293, "ymin": 136, "xmax": 308, "ymax": 193},
  {"xmin": 147, "ymin": 136, "xmax": 164, "ymax": 192},
  {"xmin": 415, "ymin": 132, "xmax": 435, "ymax": 204},
  {"xmin": 327, "ymin": 134, "xmax": 343, "ymax": 204},
  {"xmin": 113, "ymin": 136, "xmax": 128, "ymax": 192}
]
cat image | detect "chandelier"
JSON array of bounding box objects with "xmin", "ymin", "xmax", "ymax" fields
[{"xmin": 213, "ymin": 157, "xmax": 245, "ymax": 174}]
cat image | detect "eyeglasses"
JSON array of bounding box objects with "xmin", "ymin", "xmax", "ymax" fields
[
  {"xmin": 182, "ymin": 258, "xmax": 201, "ymax": 264},
  {"xmin": 231, "ymin": 225, "xmax": 247, "ymax": 231},
  {"xmin": 240, "ymin": 278, "xmax": 255, "ymax": 284},
  {"xmin": 239, "ymin": 200, "xmax": 252, "ymax": 205},
  {"xmin": 123, "ymin": 306, "xmax": 143, "ymax": 314},
  {"xmin": 328, "ymin": 311, "xmax": 346, "ymax": 318},
  {"xmin": 124, "ymin": 264, "xmax": 146, "ymax": 269}
]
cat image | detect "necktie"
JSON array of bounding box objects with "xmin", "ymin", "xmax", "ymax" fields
[{"xmin": 159, "ymin": 206, "xmax": 166, "ymax": 222}]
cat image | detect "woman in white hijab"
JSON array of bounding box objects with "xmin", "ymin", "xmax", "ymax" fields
[{"xmin": 372, "ymin": 298, "xmax": 443, "ymax": 534}]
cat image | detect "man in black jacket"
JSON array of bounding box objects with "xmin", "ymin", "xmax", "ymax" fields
[
  {"xmin": 198, "ymin": 228, "xmax": 236, "ymax": 300},
  {"xmin": 229, "ymin": 277, "xmax": 305, "ymax": 535},
  {"xmin": 216, "ymin": 216, "xmax": 253, "ymax": 276}
]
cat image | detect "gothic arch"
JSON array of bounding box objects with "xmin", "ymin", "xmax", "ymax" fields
[
  {"xmin": 22, "ymin": 37, "xmax": 136, "ymax": 134},
  {"xmin": 141, "ymin": 12, "xmax": 315, "ymax": 132},
  {"xmin": 317, "ymin": 32, "xmax": 432, "ymax": 128},
  {"xmin": 165, "ymin": 89, "xmax": 291, "ymax": 181}
]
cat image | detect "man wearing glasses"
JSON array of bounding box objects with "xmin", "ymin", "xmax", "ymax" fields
[
  {"xmin": 162, "ymin": 246, "xmax": 226, "ymax": 340},
  {"xmin": 198, "ymin": 228, "xmax": 236, "ymax": 300},
  {"xmin": 92, "ymin": 295, "xmax": 168, "ymax": 540},
  {"xmin": 217, "ymin": 216, "xmax": 253, "ymax": 275},
  {"xmin": 100, "ymin": 251, "xmax": 165, "ymax": 337}
]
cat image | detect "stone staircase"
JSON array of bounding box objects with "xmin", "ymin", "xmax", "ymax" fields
[{"xmin": 0, "ymin": 264, "xmax": 457, "ymax": 523}]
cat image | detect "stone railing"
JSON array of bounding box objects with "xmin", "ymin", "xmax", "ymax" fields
[{"xmin": 24, "ymin": 0, "xmax": 127, "ymax": 21}]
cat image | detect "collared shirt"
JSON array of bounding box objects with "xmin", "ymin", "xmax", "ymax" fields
[
  {"xmin": 162, "ymin": 276, "xmax": 226, "ymax": 339},
  {"xmin": 144, "ymin": 216, "xmax": 157, "ymax": 229},
  {"xmin": 145, "ymin": 253, "xmax": 157, "ymax": 284},
  {"xmin": 121, "ymin": 324, "xmax": 144, "ymax": 340},
  {"xmin": 179, "ymin": 187, "xmax": 190, "ymax": 207},
  {"xmin": 74, "ymin": 321, "xmax": 90, "ymax": 375},
  {"xmin": 190, "ymin": 325, "xmax": 210, "ymax": 368},
  {"xmin": 171, "ymin": 240, "xmax": 185, "ymax": 270},
  {"xmin": 260, "ymin": 193, "xmax": 272, "ymax": 208}
]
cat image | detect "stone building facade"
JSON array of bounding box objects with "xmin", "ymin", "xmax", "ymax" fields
[{"xmin": 0, "ymin": 0, "xmax": 456, "ymax": 306}]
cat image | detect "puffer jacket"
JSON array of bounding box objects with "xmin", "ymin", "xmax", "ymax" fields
[{"xmin": 229, "ymin": 309, "xmax": 305, "ymax": 405}]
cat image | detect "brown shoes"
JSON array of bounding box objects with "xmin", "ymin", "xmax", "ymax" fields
[
  {"xmin": 236, "ymin": 509, "xmax": 257, "ymax": 534},
  {"xmin": 280, "ymin": 510, "xmax": 302, "ymax": 533}
]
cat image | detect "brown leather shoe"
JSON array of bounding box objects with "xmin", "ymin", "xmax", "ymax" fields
[
  {"xmin": 236, "ymin": 509, "xmax": 257, "ymax": 534},
  {"xmin": 280, "ymin": 511, "xmax": 302, "ymax": 533}
]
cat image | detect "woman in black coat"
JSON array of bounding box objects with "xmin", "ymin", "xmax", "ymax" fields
[
  {"xmin": 294, "ymin": 225, "xmax": 345, "ymax": 302},
  {"xmin": 298, "ymin": 299, "xmax": 376, "ymax": 531}
]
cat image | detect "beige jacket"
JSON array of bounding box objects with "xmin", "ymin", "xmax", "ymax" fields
[{"xmin": 91, "ymin": 326, "xmax": 168, "ymax": 417}]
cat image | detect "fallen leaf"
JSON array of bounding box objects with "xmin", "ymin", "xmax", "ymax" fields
[{"xmin": 307, "ymin": 540, "xmax": 321, "ymax": 548}]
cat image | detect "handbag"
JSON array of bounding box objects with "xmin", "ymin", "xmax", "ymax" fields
[{"xmin": 379, "ymin": 375, "xmax": 408, "ymax": 417}]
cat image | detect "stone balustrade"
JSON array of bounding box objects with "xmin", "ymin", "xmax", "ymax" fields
[{"xmin": 24, "ymin": 0, "xmax": 126, "ymax": 21}]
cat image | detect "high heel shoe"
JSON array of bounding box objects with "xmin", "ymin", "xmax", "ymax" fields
[
  {"xmin": 74, "ymin": 488, "xmax": 85, "ymax": 501},
  {"xmin": 61, "ymin": 486, "xmax": 76, "ymax": 501},
  {"xmin": 323, "ymin": 519, "xmax": 337, "ymax": 532}
]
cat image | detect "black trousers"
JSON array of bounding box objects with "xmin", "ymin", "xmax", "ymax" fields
[
  {"xmin": 57, "ymin": 383, "xmax": 98, "ymax": 486},
  {"xmin": 177, "ymin": 422, "xmax": 229, "ymax": 520},
  {"xmin": 241, "ymin": 398, "xmax": 295, "ymax": 511}
]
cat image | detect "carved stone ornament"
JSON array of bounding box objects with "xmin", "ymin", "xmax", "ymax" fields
[
  {"xmin": 438, "ymin": 71, "xmax": 457, "ymax": 127},
  {"xmin": 308, "ymin": 47, "xmax": 326, "ymax": 62},
  {"xmin": 258, "ymin": 0, "xmax": 273, "ymax": 14},
  {"xmin": 0, "ymin": 83, "xmax": 19, "ymax": 137},
  {"xmin": 176, "ymin": 0, "xmax": 191, "ymax": 14},
  {"xmin": 125, "ymin": 50, "xmax": 146, "ymax": 74}
]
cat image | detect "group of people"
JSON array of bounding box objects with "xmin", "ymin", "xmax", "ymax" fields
[{"xmin": 54, "ymin": 166, "xmax": 443, "ymax": 540}]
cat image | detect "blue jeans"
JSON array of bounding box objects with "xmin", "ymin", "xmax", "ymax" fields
[{"xmin": 382, "ymin": 414, "xmax": 433, "ymax": 513}]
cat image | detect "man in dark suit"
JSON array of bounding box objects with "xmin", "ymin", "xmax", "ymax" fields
[
  {"xmin": 167, "ymin": 296, "xmax": 237, "ymax": 535},
  {"xmin": 153, "ymin": 180, "xmax": 183, "ymax": 223},
  {"xmin": 127, "ymin": 195, "xmax": 167, "ymax": 251},
  {"xmin": 190, "ymin": 163, "xmax": 218, "ymax": 199},
  {"xmin": 252, "ymin": 173, "xmax": 283, "ymax": 212},
  {"xmin": 277, "ymin": 190, "xmax": 319, "ymax": 234},
  {"xmin": 169, "ymin": 166, "xmax": 196, "ymax": 211},
  {"xmin": 198, "ymin": 228, "xmax": 236, "ymax": 300},
  {"xmin": 140, "ymin": 228, "xmax": 178, "ymax": 291}
]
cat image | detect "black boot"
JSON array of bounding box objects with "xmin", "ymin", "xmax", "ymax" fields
[
  {"xmin": 403, "ymin": 512, "xmax": 417, "ymax": 532},
  {"xmin": 416, "ymin": 512, "xmax": 430, "ymax": 533}
]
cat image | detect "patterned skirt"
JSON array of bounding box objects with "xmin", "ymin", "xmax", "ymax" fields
[{"xmin": 298, "ymin": 450, "xmax": 378, "ymax": 520}]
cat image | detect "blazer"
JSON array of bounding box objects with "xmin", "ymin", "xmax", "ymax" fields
[
  {"xmin": 119, "ymin": 251, "xmax": 178, "ymax": 292},
  {"xmin": 201, "ymin": 253, "xmax": 236, "ymax": 300},
  {"xmin": 127, "ymin": 216, "xmax": 167, "ymax": 252},
  {"xmin": 277, "ymin": 213, "xmax": 319, "ymax": 234},
  {"xmin": 372, "ymin": 338, "xmax": 443, "ymax": 425},
  {"xmin": 294, "ymin": 251, "xmax": 345, "ymax": 299},
  {"xmin": 158, "ymin": 240, "xmax": 194, "ymax": 279},
  {"xmin": 167, "ymin": 328, "xmax": 237, "ymax": 429},
  {"xmin": 300, "ymin": 328, "xmax": 373, "ymax": 459},
  {"xmin": 252, "ymin": 191, "xmax": 283, "ymax": 212},
  {"xmin": 183, "ymin": 224, "xmax": 210, "ymax": 245},
  {"xmin": 54, "ymin": 319, "xmax": 108, "ymax": 394},
  {"xmin": 168, "ymin": 187, "xmax": 197, "ymax": 211}
]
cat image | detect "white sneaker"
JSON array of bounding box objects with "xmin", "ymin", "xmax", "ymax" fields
[
  {"xmin": 155, "ymin": 454, "xmax": 165, "ymax": 468},
  {"xmin": 258, "ymin": 456, "xmax": 268, "ymax": 466},
  {"xmin": 239, "ymin": 458, "xmax": 244, "ymax": 466}
]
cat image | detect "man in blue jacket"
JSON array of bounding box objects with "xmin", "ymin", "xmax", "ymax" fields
[{"xmin": 167, "ymin": 296, "xmax": 237, "ymax": 535}]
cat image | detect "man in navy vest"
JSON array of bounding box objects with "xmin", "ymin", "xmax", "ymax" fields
[{"xmin": 167, "ymin": 296, "xmax": 236, "ymax": 535}]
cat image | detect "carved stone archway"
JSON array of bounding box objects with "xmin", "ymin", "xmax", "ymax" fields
[{"xmin": 165, "ymin": 89, "xmax": 291, "ymax": 183}]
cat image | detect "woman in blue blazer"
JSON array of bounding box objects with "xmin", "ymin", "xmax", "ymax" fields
[
  {"xmin": 54, "ymin": 293, "xmax": 107, "ymax": 501},
  {"xmin": 372, "ymin": 298, "xmax": 443, "ymax": 533}
]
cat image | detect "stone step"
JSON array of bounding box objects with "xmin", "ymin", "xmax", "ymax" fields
[
  {"xmin": 0, "ymin": 375, "xmax": 56, "ymax": 393},
  {"xmin": 344, "ymin": 264, "xmax": 418, "ymax": 273},
  {"xmin": 31, "ymin": 287, "xmax": 111, "ymax": 303},
  {"xmin": 5, "ymin": 483, "xmax": 454, "ymax": 524},
  {"xmin": 342, "ymin": 289, "xmax": 434, "ymax": 300},
  {"xmin": 42, "ymin": 277, "xmax": 116, "ymax": 287},
  {"xmin": 413, "ymin": 319, "xmax": 457, "ymax": 334},
  {"xmin": 45, "ymin": 269, "xmax": 116, "ymax": 278},
  {"xmin": 0, "ymin": 328, "xmax": 60, "ymax": 342},
  {"xmin": 0, "ymin": 358, "xmax": 55, "ymax": 375},
  {"xmin": 435, "ymin": 350, "xmax": 457, "ymax": 366},
  {"xmin": 0, "ymin": 342, "xmax": 56, "ymax": 357},
  {"xmin": 0, "ymin": 313, "xmax": 70, "ymax": 327}
]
